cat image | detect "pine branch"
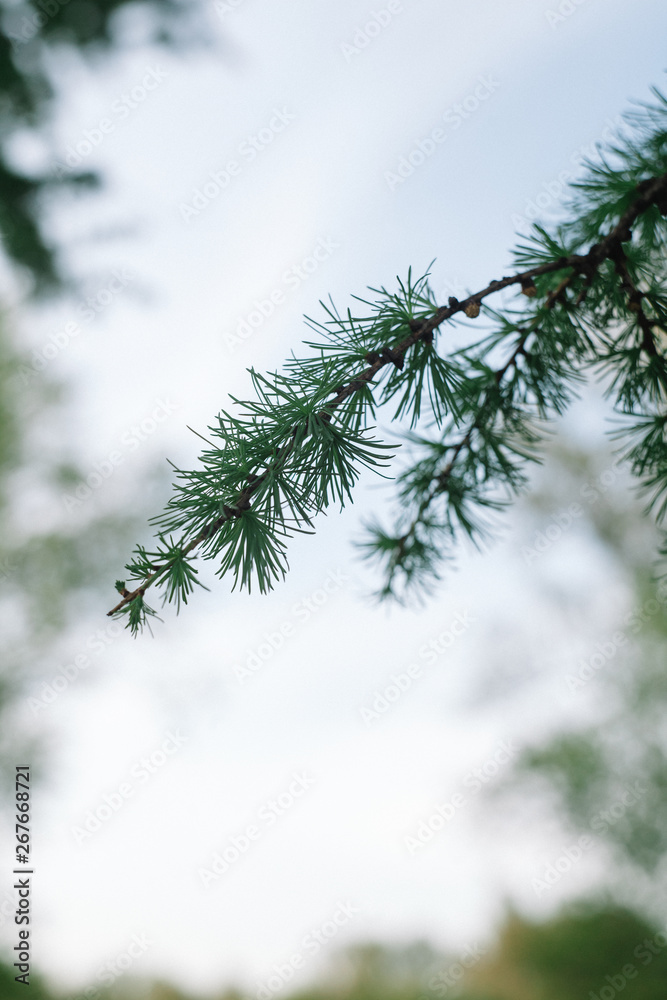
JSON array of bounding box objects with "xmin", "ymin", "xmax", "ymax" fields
[
  {"xmin": 373, "ymin": 176, "xmax": 667, "ymax": 596},
  {"xmin": 108, "ymin": 88, "xmax": 667, "ymax": 633}
]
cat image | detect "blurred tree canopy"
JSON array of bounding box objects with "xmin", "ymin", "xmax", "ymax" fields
[
  {"xmin": 0, "ymin": 304, "xmax": 156, "ymax": 789},
  {"xmin": 0, "ymin": 953, "xmax": 52, "ymax": 999},
  {"xmin": 460, "ymin": 904, "xmax": 667, "ymax": 999},
  {"xmin": 3, "ymin": 904, "xmax": 667, "ymax": 1000},
  {"xmin": 1, "ymin": 12, "xmax": 666, "ymax": 999},
  {"xmin": 0, "ymin": 0, "xmax": 204, "ymax": 291},
  {"xmin": 0, "ymin": 0, "xmax": 207, "ymax": 781},
  {"xmin": 491, "ymin": 440, "xmax": 667, "ymax": 921}
]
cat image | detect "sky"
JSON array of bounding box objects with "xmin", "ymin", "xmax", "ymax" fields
[{"xmin": 3, "ymin": 0, "xmax": 667, "ymax": 995}]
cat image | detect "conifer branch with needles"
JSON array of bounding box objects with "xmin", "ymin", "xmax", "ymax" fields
[{"xmin": 109, "ymin": 88, "xmax": 667, "ymax": 634}]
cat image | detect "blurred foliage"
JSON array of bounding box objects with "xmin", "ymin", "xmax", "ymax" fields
[
  {"xmin": 317, "ymin": 940, "xmax": 441, "ymax": 1000},
  {"xmin": 0, "ymin": 955, "xmax": 52, "ymax": 999},
  {"xmin": 0, "ymin": 0, "xmax": 205, "ymax": 291},
  {"xmin": 0, "ymin": 305, "xmax": 160, "ymax": 792},
  {"xmin": 4, "ymin": 904, "xmax": 667, "ymax": 999},
  {"xmin": 0, "ymin": 11, "xmax": 665, "ymax": 999},
  {"xmin": 0, "ymin": 0, "xmax": 204, "ymax": 778},
  {"xmin": 497, "ymin": 439, "xmax": 667, "ymax": 910},
  {"xmin": 460, "ymin": 904, "xmax": 667, "ymax": 1000}
]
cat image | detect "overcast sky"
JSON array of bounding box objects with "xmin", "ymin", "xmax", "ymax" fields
[{"xmin": 3, "ymin": 0, "xmax": 667, "ymax": 995}]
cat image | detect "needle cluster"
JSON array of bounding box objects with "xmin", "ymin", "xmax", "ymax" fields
[{"xmin": 109, "ymin": 89, "xmax": 667, "ymax": 634}]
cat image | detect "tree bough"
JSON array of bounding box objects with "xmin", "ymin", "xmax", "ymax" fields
[{"xmin": 109, "ymin": 90, "xmax": 667, "ymax": 634}]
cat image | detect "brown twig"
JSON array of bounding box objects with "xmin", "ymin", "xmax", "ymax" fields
[
  {"xmin": 108, "ymin": 173, "xmax": 667, "ymax": 617},
  {"xmin": 608, "ymin": 240, "xmax": 662, "ymax": 360},
  {"xmin": 376, "ymin": 174, "xmax": 667, "ymax": 569}
]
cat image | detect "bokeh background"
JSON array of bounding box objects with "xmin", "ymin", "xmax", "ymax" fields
[{"xmin": 2, "ymin": 1, "xmax": 667, "ymax": 998}]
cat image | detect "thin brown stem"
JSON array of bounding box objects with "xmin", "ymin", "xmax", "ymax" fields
[{"xmin": 108, "ymin": 173, "xmax": 667, "ymax": 617}]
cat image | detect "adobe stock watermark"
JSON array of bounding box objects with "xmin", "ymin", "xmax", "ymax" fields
[
  {"xmin": 511, "ymin": 117, "xmax": 622, "ymax": 231},
  {"xmin": 54, "ymin": 70, "xmax": 168, "ymax": 177},
  {"xmin": 521, "ymin": 501, "xmax": 583, "ymax": 564},
  {"xmin": 404, "ymin": 740, "xmax": 519, "ymax": 855},
  {"xmin": 532, "ymin": 781, "xmax": 647, "ymax": 897},
  {"xmin": 17, "ymin": 268, "xmax": 135, "ymax": 385},
  {"xmin": 624, "ymin": 583, "xmax": 667, "ymax": 636},
  {"xmin": 420, "ymin": 941, "xmax": 488, "ymax": 998},
  {"xmin": 545, "ymin": 0, "xmax": 592, "ymax": 29},
  {"xmin": 198, "ymin": 771, "xmax": 316, "ymax": 887},
  {"xmin": 63, "ymin": 933, "xmax": 153, "ymax": 1000},
  {"xmin": 61, "ymin": 397, "xmax": 180, "ymax": 512},
  {"xmin": 213, "ymin": 0, "xmax": 247, "ymax": 16},
  {"xmin": 233, "ymin": 568, "xmax": 348, "ymax": 683},
  {"xmin": 224, "ymin": 236, "xmax": 340, "ymax": 353},
  {"xmin": 27, "ymin": 621, "xmax": 122, "ymax": 716},
  {"xmin": 384, "ymin": 75, "xmax": 500, "ymax": 191},
  {"xmin": 587, "ymin": 925, "xmax": 667, "ymax": 1000},
  {"xmin": 180, "ymin": 107, "xmax": 296, "ymax": 222},
  {"xmin": 564, "ymin": 630, "xmax": 628, "ymax": 693},
  {"xmin": 71, "ymin": 731, "xmax": 188, "ymax": 846},
  {"xmin": 359, "ymin": 610, "xmax": 475, "ymax": 725},
  {"xmin": 531, "ymin": 834, "xmax": 596, "ymax": 897},
  {"xmin": 590, "ymin": 781, "xmax": 648, "ymax": 836},
  {"xmin": 7, "ymin": 0, "xmax": 73, "ymax": 48},
  {"xmin": 340, "ymin": 2, "xmax": 404, "ymax": 62},
  {"xmin": 521, "ymin": 455, "xmax": 627, "ymax": 565},
  {"xmin": 565, "ymin": 580, "xmax": 667, "ymax": 693},
  {"xmin": 255, "ymin": 901, "xmax": 360, "ymax": 999}
]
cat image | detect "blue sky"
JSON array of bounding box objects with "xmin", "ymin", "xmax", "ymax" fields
[{"xmin": 3, "ymin": 0, "xmax": 667, "ymax": 995}]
